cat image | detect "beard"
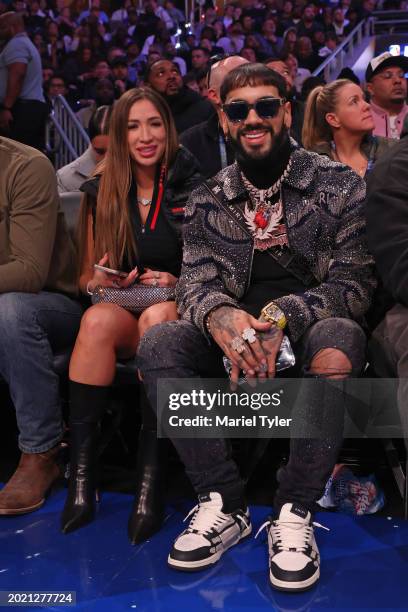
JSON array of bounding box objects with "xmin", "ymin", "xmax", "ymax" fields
[
  {"xmin": 228, "ymin": 122, "xmax": 290, "ymax": 188},
  {"xmin": 390, "ymin": 94, "xmax": 406, "ymax": 104}
]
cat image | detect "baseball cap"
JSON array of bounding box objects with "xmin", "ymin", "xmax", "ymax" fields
[{"xmin": 365, "ymin": 51, "xmax": 408, "ymax": 81}]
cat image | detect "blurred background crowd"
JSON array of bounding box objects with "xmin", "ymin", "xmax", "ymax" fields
[{"xmin": 1, "ymin": 0, "xmax": 403, "ymax": 135}]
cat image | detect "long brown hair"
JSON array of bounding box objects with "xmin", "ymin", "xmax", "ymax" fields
[
  {"xmin": 78, "ymin": 87, "xmax": 178, "ymax": 272},
  {"xmin": 302, "ymin": 79, "xmax": 352, "ymax": 150}
]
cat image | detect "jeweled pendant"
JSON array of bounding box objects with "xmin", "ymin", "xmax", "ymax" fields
[{"xmin": 254, "ymin": 209, "xmax": 269, "ymax": 229}]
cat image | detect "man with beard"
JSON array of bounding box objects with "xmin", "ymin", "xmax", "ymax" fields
[
  {"xmin": 366, "ymin": 52, "xmax": 408, "ymax": 139},
  {"xmin": 138, "ymin": 64, "xmax": 375, "ymax": 591},
  {"xmin": 146, "ymin": 59, "xmax": 213, "ymax": 133}
]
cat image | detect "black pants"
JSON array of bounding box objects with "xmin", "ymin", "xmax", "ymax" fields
[
  {"xmin": 369, "ymin": 304, "xmax": 408, "ymax": 436},
  {"xmin": 138, "ymin": 318, "xmax": 366, "ymax": 513},
  {"xmin": 7, "ymin": 99, "xmax": 48, "ymax": 151}
]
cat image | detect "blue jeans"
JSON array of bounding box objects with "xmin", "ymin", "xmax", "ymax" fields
[{"xmin": 0, "ymin": 292, "xmax": 83, "ymax": 453}]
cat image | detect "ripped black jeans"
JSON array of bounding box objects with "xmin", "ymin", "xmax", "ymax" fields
[{"xmin": 138, "ymin": 318, "xmax": 366, "ymax": 513}]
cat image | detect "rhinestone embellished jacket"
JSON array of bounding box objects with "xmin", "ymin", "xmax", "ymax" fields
[{"xmin": 176, "ymin": 145, "xmax": 377, "ymax": 343}]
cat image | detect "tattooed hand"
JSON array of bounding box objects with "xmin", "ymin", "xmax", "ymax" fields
[
  {"xmin": 257, "ymin": 315, "xmax": 284, "ymax": 378},
  {"xmin": 208, "ymin": 306, "xmax": 273, "ymax": 384}
]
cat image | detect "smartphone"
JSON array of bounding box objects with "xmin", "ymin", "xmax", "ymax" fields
[{"xmin": 94, "ymin": 264, "xmax": 128, "ymax": 278}]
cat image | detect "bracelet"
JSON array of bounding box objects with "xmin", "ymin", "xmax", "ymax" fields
[
  {"xmin": 205, "ymin": 304, "xmax": 237, "ymax": 335},
  {"xmin": 86, "ymin": 281, "xmax": 94, "ymax": 296}
]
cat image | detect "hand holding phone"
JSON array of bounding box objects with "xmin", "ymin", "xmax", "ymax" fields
[
  {"xmin": 93, "ymin": 264, "xmax": 128, "ymax": 278},
  {"xmin": 87, "ymin": 254, "xmax": 139, "ymax": 293}
]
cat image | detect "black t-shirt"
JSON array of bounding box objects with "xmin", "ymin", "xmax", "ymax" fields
[{"xmin": 240, "ymin": 248, "xmax": 306, "ymax": 318}]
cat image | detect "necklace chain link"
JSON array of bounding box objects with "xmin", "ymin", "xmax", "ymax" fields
[{"xmin": 242, "ymin": 156, "xmax": 292, "ymax": 207}]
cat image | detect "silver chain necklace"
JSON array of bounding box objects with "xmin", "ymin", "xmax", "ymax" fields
[{"xmin": 242, "ymin": 156, "xmax": 292, "ymax": 206}]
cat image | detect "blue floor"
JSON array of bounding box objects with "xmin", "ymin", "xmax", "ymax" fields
[{"xmin": 0, "ymin": 488, "xmax": 407, "ymax": 611}]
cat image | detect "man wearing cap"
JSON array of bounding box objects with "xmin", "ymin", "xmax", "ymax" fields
[{"xmin": 366, "ymin": 52, "xmax": 408, "ymax": 139}]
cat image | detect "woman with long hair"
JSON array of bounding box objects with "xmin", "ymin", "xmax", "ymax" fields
[
  {"xmin": 302, "ymin": 79, "xmax": 396, "ymax": 178},
  {"xmin": 60, "ymin": 87, "xmax": 202, "ymax": 541}
]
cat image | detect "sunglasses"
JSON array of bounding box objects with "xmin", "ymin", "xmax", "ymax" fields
[{"xmin": 222, "ymin": 97, "xmax": 286, "ymax": 122}]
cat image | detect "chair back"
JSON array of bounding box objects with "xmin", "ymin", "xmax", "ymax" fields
[{"xmin": 59, "ymin": 191, "xmax": 82, "ymax": 241}]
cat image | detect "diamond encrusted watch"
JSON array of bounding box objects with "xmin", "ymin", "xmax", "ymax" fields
[{"xmin": 260, "ymin": 302, "xmax": 287, "ymax": 329}]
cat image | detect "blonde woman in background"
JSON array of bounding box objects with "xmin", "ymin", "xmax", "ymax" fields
[{"xmin": 303, "ymin": 78, "xmax": 396, "ymax": 179}]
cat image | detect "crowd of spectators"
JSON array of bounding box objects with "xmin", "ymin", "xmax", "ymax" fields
[{"xmin": 0, "ymin": 0, "xmax": 401, "ymax": 134}]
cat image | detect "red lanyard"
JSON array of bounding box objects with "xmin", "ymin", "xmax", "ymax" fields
[{"xmin": 149, "ymin": 164, "xmax": 166, "ymax": 231}]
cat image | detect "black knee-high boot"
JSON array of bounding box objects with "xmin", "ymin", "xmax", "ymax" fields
[
  {"xmin": 61, "ymin": 381, "xmax": 110, "ymax": 534},
  {"xmin": 128, "ymin": 385, "xmax": 165, "ymax": 544}
]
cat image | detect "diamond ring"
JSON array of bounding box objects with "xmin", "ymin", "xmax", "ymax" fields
[
  {"xmin": 242, "ymin": 327, "xmax": 257, "ymax": 344},
  {"xmin": 155, "ymin": 271, "xmax": 160, "ymax": 279},
  {"xmin": 153, "ymin": 279, "xmax": 158, "ymax": 287},
  {"xmin": 231, "ymin": 336, "xmax": 246, "ymax": 354}
]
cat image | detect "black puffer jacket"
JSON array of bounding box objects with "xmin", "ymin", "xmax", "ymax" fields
[{"xmin": 164, "ymin": 87, "xmax": 214, "ymax": 134}]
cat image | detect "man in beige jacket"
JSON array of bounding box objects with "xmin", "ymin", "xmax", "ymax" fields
[{"xmin": 0, "ymin": 137, "xmax": 82, "ymax": 515}]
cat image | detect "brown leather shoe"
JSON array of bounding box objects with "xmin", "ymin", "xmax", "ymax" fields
[{"xmin": 0, "ymin": 446, "xmax": 62, "ymax": 515}]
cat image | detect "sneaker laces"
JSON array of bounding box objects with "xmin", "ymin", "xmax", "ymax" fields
[
  {"xmin": 183, "ymin": 503, "xmax": 249, "ymax": 535},
  {"xmin": 255, "ymin": 518, "xmax": 329, "ymax": 552}
]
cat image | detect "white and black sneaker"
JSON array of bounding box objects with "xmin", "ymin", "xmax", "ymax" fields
[
  {"xmin": 168, "ymin": 492, "xmax": 252, "ymax": 571},
  {"xmin": 256, "ymin": 503, "xmax": 329, "ymax": 592}
]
